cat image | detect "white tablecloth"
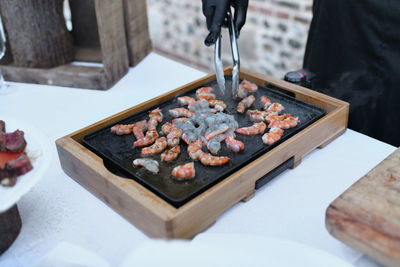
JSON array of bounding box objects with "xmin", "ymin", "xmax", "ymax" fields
[{"xmin": 0, "ymin": 53, "xmax": 396, "ymax": 266}]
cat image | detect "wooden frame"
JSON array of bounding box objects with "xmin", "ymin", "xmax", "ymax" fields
[
  {"xmin": 56, "ymin": 68, "xmax": 349, "ymax": 238},
  {"xmin": 0, "ymin": 0, "xmax": 151, "ymax": 90}
]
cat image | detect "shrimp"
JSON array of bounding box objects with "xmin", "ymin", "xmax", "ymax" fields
[
  {"xmin": 148, "ymin": 108, "xmax": 163, "ymax": 130},
  {"xmin": 247, "ymin": 110, "xmax": 268, "ymax": 122},
  {"xmin": 110, "ymin": 123, "xmax": 135, "ymax": 135},
  {"xmin": 269, "ymin": 116, "xmax": 299, "ymax": 129},
  {"xmin": 262, "ymin": 127, "xmax": 284, "ymax": 145},
  {"xmin": 198, "ymin": 152, "xmax": 230, "ymax": 166},
  {"xmin": 161, "ymin": 122, "xmax": 175, "ymax": 135},
  {"xmin": 161, "ymin": 145, "xmax": 181, "ymax": 162},
  {"xmin": 264, "ymin": 113, "xmax": 292, "ymax": 124},
  {"xmin": 225, "ymin": 136, "xmax": 244, "ymax": 152},
  {"xmin": 237, "ymin": 80, "xmax": 258, "ymax": 98},
  {"xmin": 206, "ymin": 133, "xmax": 227, "ymax": 155},
  {"xmin": 181, "ymin": 131, "xmax": 199, "ymax": 144},
  {"xmin": 167, "ymin": 127, "xmax": 183, "ymax": 147},
  {"xmin": 172, "ymin": 162, "xmax": 196, "ymax": 180},
  {"xmin": 267, "ymin": 103, "xmax": 285, "ymax": 114},
  {"xmin": 177, "ymin": 96, "xmax": 196, "ymax": 106},
  {"xmin": 141, "ymin": 137, "xmax": 167, "ymax": 155},
  {"xmin": 187, "ymin": 138, "xmax": 203, "ymax": 160},
  {"xmin": 196, "ymin": 87, "xmax": 213, "ymax": 95},
  {"xmin": 133, "ymin": 129, "xmax": 159, "ymax": 147},
  {"xmin": 133, "ymin": 158, "xmax": 159, "ymax": 174},
  {"xmin": 132, "ymin": 120, "xmax": 148, "ymax": 140},
  {"xmin": 208, "ymin": 99, "xmax": 226, "ymax": 112},
  {"xmin": 203, "ymin": 123, "xmax": 229, "ymax": 141},
  {"xmin": 235, "ymin": 122, "xmax": 266, "ymax": 135},
  {"xmin": 237, "ymin": 95, "xmax": 255, "ymax": 113},
  {"xmin": 197, "ymin": 93, "xmax": 216, "ymax": 101},
  {"xmin": 169, "ymin": 108, "xmax": 194, "ymax": 118},
  {"xmin": 260, "ymin": 96, "xmax": 272, "ymax": 110}
]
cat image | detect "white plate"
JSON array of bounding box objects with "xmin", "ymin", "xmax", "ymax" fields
[{"xmin": 0, "ymin": 117, "xmax": 53, "ymax": 212}]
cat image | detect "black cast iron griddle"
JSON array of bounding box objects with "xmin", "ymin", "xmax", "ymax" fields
[{"xmin": 82, "ymin": 77, "xmax": 325, "ymax": 208}]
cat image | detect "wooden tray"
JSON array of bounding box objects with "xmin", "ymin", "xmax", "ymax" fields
[
  {"xmin": 56, "ymin": 67, "xmax": 349, "ymax": 238},
  {"xmin": 326, "ymin": 147, "xmax": 400, "ymax": 267}
]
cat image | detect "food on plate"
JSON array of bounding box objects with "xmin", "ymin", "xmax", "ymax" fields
[
  {"xmin": 147, "ymin": 108, "xmax": 163, "ymax": 130},
  {"xmin": 225, "ymin": 136, "xmax": 244, "ymax": 152},
  {"xmin": 196, "ymin": 87, "xmax": 213, "ymax": 95},
  {"xmin": 198, "ymin": 152, "xmax": 230, "ymax": 166},
  {"xmin": 260, "ymin": 95, "xmax": 272, "ymax": 110},
  {"xmin": 237, "ymin": 95, "xmax": 255, "ymax": 113},
  {"xmin": 237, "ymin": 80, "xmax": 258, "ymax": 99},
  {"xmin": 133, "ymin": 158, "xmax": 159, "ymax": 174},
  {"xmin": 262, "ymin": 127, "xmax": 284, "ymax": 145},
  {"xmin": 264, "ymin": 113, "xmax": 292, "ymax": 124},
  {"xmin": 197, "ymin": 92, "xmax": 216, "ymax": 101},
  {"xmin": 0, "ymin": 120, "xmax": 33, "ymax": 186},
  {"xmin": 133, "ymin": 129, "xmax": 159, "ymax": 148},
  {"xmin": 267, "ymin": 103, "xmax": 285, "ymax": 114},
  {"xmin": 161, "ymin": 145, "xmax": 181, "ymax": 162},
  {"xmin": 132, "ymin": 120, "xmax": 148, "ymax": 140},
  {"xmin": 141, "ymin": 137, "xmax": 167, "ymax": 155},
  {"xmin": 208, "ymin": 99, "xmax": 226, "ymax": 112},
  {"xmin": 171, "ymin": 162, "xmax": 195, "ymax": 180},
  {"xmin": 269, "ymin": 116, "xmax": 299, "ymax": 129},
  {"xmin": 187, "ymin": 139, "xmax": 203, "ymax": 160},
  {"xmin": 203, "ymin": 123, "xmax": 230, "ymax": 141},
  {"xmin": 236, "ymin": 122, "xmax": 266, "ymax": 135},
  {"xmin": 247, "ymin": 110, "xmax": 268, "ymax": 122},
  {"xmin": 110, "ymin": 123, "xmax": 135, "ymax": 135},
  {"xmin": 169, "ymin": 108, "xmax": 194, "ymax": 118},
  {"xmin": 177, "ymin": 96, "xmax": 196, "ymax": 106}
]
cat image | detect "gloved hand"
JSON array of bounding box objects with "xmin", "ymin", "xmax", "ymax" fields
[{"xmin": 202, "ymin": 0, "xmax": 249, "ymax": 46}]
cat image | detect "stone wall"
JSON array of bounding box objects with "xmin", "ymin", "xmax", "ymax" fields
[{"xmin": 147, "ymin": 0, "xmax": 313, "ymax": 79}]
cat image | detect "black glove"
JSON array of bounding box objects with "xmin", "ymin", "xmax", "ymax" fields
[{"xmin": 202, "ymin": 0, "xmax": 249, "ymax": 46}]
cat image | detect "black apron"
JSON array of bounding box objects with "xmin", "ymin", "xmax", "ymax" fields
[{"xmin": 303, "ymin": 0, "xmax": 400, "ymax": 146}]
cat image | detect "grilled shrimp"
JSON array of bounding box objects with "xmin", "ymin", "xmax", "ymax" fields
[
  {"xmin": 187, "ymin": 138, "xmax": 203, "ymax": 160},
  {"xmin": 247, "ymin": 110, "xmax": 268, "ymax": 122},
  {"xmin": 161, "ymin": 122, "xmax": 175, "ymax": 135},
  {"xmin": 260, "ymin": 96, "xmax": 272, "ymax": 110},
  {"xmin": 132, "ymin": 120, "xmax": 148, "ymax": 140},
  {"xmin": 172, "ymin": 162, "xmax": 196, "ymax": 180},
  {"xmin": 161, "ymin": 145, "xmax": 181, "ymax": 162},
  {"xmin": 196, "ymin": 87, "xmax": 213, "ymax": 95},
  {"xmin": 111, "ymin": 124, "xmax": 135, "ymax": 135},
  {"xmin": 269, "ymin": 116, "xmax": 299, "ymax": 129},
  {"xmin": 203, "ymin": 123, "xmax": 229, "ymax": 141},
  {"xmin": 177, "ymin": 96, "xmax": 196, "ymax": 106},
  {"xmin": 236, "ymin": 122, "xmax": 266, "ymax": 135},
  {"xmin": 208, "ymin": 99, "xmax": 226, "ymax": 112},
  {"xmin": 148, "ymin": 108, "xmax": 163, "ymax": 130},
  {"xmin": 141, "ymin": 137, "xmax": 167, "ymax": 155},
  {"xmin": 133, "ymin": 158, "xmax": 159, "ymax": 174},
  {"xmin": 197, "ymin": 92, "xmax": 216, "ymax": 101},
  {"xmin": 237, "ymin": 95, "xmax": 255, "ymax": 113},
  {"xmin": 167, "ymin": 127, "xmax": 183, "ymax": 147},
  {"xmin": 169, "ymin": 108, "xmax": 194, "ymax": 118},
  {"xmin": 133, "ymin": 129, "xmax": 159, "ymax": 147},
  {"xmin": 225, "ymin": 136, "xmax": 244, "ymax": 152},
  {"xmin": 206, "ymin": 133, "xmax": 228, "ymax": 155},
  {"xmin": 264, "ymin": 113, "xmax": 292, "ymax": 124},
  {"xmin": 237, "ymin": 80, "xmax": 258, "ymax": 98},
  {"xmin": 262, "ymin": 127, "xmax": 284, "ymax": 145},
  {"xmin": 198, "ymin": 152, "xmax": 230, "ymax": 166},
  {"xmin": 267, "ymin": 103, "xmax": 285, "ymax": 114}
]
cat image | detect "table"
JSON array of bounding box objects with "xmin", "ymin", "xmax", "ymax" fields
[{"xmin": 0, "ymin": 53, "xmax": 396, "ymax": 266}]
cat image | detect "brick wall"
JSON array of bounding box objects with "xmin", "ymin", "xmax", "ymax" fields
[{"xmin": 147, "ymin": 0, "xmax": 313, "ymax": 79}]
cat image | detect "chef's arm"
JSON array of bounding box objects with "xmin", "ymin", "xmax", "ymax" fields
[{"xmin": 202, "ymin": 0, "xmax": 249, "ymax": 46}]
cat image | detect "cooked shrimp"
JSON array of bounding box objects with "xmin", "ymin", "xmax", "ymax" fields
[
  {"xmin": 133, "ymin": 158, "xmax": 159, "ymax": 174},
  {"xmin": 203, "ymin": 123, "xmax": 229, "ymax": 141},
  {"xmin": 187, "ymin": 138, "xmax": 203, "ymax": 160},
  {"xmin": 235, "ymin": 122, "xmax": 266, "ymax": 135},
  {"xmin": 262, "ymin": 127, "xmax": 284, "ymax": 145},
  {"xmin": 237, "ymin": 95, "xmax": 255, "ymax": 113},
  {"xmin": 181, "ymin": 131, "xmax": 199, "ymax": 144},
  {"xmin": 161, "ymin": 145, "xmax": 181, "ymax": 162},
  {"xmin": 172, "ymin": 162, "xmax": 196, "ymax": 180},
  {"xmin": 141, "ymin": 137, "xmax": 167, "ymax": 155},
  {"xmin": 110, "ymin": 123, "xmax": 135, "ymax": 135},
  {"xmin": 161, "ymin": 122, "xmax": 175, "ymax": 135},
  {"xmin": 225, "ymin": 136, "xmax": 244, "ymax": 152},
  {"xmin": 208, "ymin": 99, "xmax": 226, "ymax": 112},
  {"xmin": 169, "ymin": 108, "xmax": 194, "ymax": 118},
  {"xmin": 260, "ymin": 96, "xmax": 272, "ymax": 110},
  {"xmin": 269, "ymin": 116, "xmax": 299, "ymax": 129},
  {"xmin": 237, "ymin": 80, "xmax": 258, "ymax": 98},
  {"xmin": 177, "ymin": 96, "xmax": 196, "ymax": 106},
  {"xmin": 198, "ymin": 152, "xmax": 230, "ymax": 166},
  {"xmin": 267, "ymin": 103, "xmax": 285, "ymax": 114},
  {"xmin": 148, "ymin": 108, "xmax": 163, "ymax": 130},
  {"xmin": 133, "ymin": 129, "xmax": 159, "ymax": 147},
  {"xmin": 167, "ymin": 127, "xmax": 183, "ymax": 147},
  {"xmin": 132, "ymin": 120, "xmax": 148, "ymax": 140},
  {"xmin": 197, "ymin": 93, "xmax": 216, "ymax": 101},
  {"xmin": 196, "ymin": 87, "xmax": 213, "ymax": 95},
  {"xmin": 247, "ymin": 110, "xmax": 268, "ymax": 122},
  {"xmin": 264, "ymin": 113, "xmax": 292, "ymax": 124}
]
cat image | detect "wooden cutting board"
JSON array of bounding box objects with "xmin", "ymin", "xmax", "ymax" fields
[{"xmin": 326, "ymin": 147, "xmax": 400, "ymax": 267}]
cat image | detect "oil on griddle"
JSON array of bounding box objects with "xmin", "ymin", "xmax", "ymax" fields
[{"xmin": 82, "ymin": 77, "xmax": 325, "ymax": 208}]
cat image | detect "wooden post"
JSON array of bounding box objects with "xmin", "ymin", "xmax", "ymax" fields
[
  {"xmin": 0, "ymin": 0, "xmax": 73, "ymax": 68},
  {"xmin": 0, "ymin": 205, "xmax": 22, "ymax": 255}
]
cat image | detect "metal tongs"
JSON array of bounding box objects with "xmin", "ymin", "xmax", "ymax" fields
[{"xmin": 215, "ymin": 9, "xmax": 240, "ymax": 97}]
